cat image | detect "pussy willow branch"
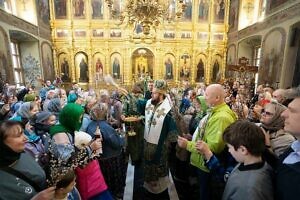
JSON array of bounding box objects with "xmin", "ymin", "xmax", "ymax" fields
[{"xmin": 167, "ymin": 90, "xmax": 187, "ymax": 136}]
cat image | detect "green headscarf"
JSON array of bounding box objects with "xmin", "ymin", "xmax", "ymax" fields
[
  {"xmin": 50, "ymin": 103, "xmax": 84, "ymax": 136},
  {"xmin": 23, "ymin": 94, "xmax": 36, "ymax": 102}
]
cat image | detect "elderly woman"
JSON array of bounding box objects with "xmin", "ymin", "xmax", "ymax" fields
[
  {"xmin": 0, "ymin": 120, "xmax": 55, "ymax": 199},
  {"xmin": 47, "ymin": 98, "xmax": 62, "ymax": 121},
  {"xmin": 43, "ymin": 90, "xmax": 57, "ymax": 112},
  {"xmin": 57, "ymin": 88, "xmax": 67, "ymax": 107},
  {"xmin": 49, "ymin": 103, "xmax": 101, "ymax": 165},
  {"xmin": 24, "ymin": 111, "xmax": 56, "ymax": 168},
  {"xmin": 30, "ymin": 111, "xmax": 56, "ymax": 142},
  {"xmin": 10, "ymin": 101, "xmax": 39, "ymax": 125},
  {"xmin": 87, "ymin": 103, "xmax": 126, "ymax": 200},
  {"xmin": 260, "ymin": 101, "xmax": 295, "ymax": 157},
  {"xmin": 49, "ymin": 103, "xmax": 111, "ymax": 199}
]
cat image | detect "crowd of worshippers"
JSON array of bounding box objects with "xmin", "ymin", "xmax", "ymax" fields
[{"xmin": 0, "ymin": 78, "xmax": 299, "ymax": 200}]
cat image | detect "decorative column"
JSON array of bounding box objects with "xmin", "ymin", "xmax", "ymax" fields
[
  {"xmin": 207, "ymin": 48, "xmax": 212, "ymax": 85},
  {"xmin": 222, "ymin": 48, "xmax": 227, "ymax": 81},
  {"xmin": 222, "ymin": 0, "xmax": 230, "ymax": 81},
  {"xmin": 68, "ymin": 0, "xmax": 72, "ymax": 20},
  {"xmin": 52, "ymin": 48, "xmax": 58, "ymax": 76},
  {"xmin": 175, "ymin": 49, "xmax": 180, "ymax": 84},
  {"xmin": 206, "ymin": 0, "xmax": 213, "ymax": 85},
  {"xmin": 70, "ymin": 48, "xmax": 75, "ymax": 83},
  {"xmin": 191, "ymin": 50, "xmax": 196, "ymax": 84},
  {"xmin": 156, "ymin": 47, "xmax": 163, "ymax": 80},
  {"xmin": 87, "ymin": 0, "xmax": 93, "ymax": 86},
  {"xmin": 49, "ymin": 0, "xmax": 56, "ymax": 77},
  {"xmin": 88, "ymin": 47, "xmax": 93, "ymax": 86},
  {"xmin": 190, "ymin": 0, "xmax": 197, "ymax": 85},
  {"xmin": 124, "ymin": 45, "xmax": 131, "ymax": 86},
  {"xmin": 105, "ymin": 46, "xmax": 110, "ymax": 78}
]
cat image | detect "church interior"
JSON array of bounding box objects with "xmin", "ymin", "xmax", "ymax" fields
[
  {"xmin": 0, "ymin": 0, "xmax": 299, "ymax": 90},
  {"xmin": 1, "ymin": 1, "xmax": 300, "ymax": 200}
]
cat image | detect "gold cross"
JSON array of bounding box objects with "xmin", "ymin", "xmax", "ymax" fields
[
  {"xmin": 152, "ymin": 119, "xmax": 157, "ymax": 126},
  {"xmin": 156, "ymin": 108, "xmax": 166, "ymax": 118},
  {"xmin": 22, "ymin": 0, "xmax": 28, "ymax": 11},
  {"xmin": 146, "ymin": 104, "xmax": 153, "ymax": 114}
]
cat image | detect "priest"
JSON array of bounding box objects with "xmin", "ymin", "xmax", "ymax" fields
[{"xmin": 143, "ymin": 80, "xmax": 178, "ymax": 199}]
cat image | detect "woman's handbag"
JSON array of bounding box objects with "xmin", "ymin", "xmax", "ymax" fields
[{"xmin": 75, "ymin": 159, "xmax": 107, "ymax": 200}]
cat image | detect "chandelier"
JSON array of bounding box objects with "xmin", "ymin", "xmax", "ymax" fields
[{"xmin": 105, "ymin": 0, "xmax": 187, "ymax": 35}]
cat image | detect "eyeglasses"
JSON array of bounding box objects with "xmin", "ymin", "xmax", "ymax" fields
[{"xmin": 261, "ymin": 109, "xmax": 274, "ymax": 116}]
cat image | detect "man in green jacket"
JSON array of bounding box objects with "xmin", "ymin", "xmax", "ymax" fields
[{"xmin": 178, "ymin": 84, "xmax": 237, "ymax": 200}]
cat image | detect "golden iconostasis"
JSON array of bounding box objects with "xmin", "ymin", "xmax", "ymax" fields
[{"xmin": 49, "ymin": 0, "xmax": 229, "ymax": 87}]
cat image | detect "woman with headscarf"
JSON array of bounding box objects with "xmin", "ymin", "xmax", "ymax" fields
[
  {"xmin": 43, "ymin": 90, "xmax": 57, "ymax": 111},
  {"xmin": 23, "ymin": 93, "xmax": 36, "ymax": 102},
  {"xmin": 30, "ymin": 111, "xmax": 56, "ymax": 142},
  {"xmin": 0, "ymin": 120, "xmax": 55, "ymax": 199},
  {"xmin": 188, "ymin": 96, "xmax": 208, "ymax": 134},
  {"xmin": 260, "ymin": 101, "xmax": 295, "ymax": 157},
  {"xmin": 47, "ymin": 98, "xmax": 62, "ymax": 121},
  {"xmin": 67, "ymin": 92, "xmax": 78, "ymax": 104},
  {"xmin": 10, "ymin": 101, "xmax": 39, "ymax": 125},
  {"xmin": 10, "ymin": 103, "xmax": 50, "ymax": 168},
  {"xmin": 87, "ymin": 103, "xmax": 126, "ymax": 200},
  {"xmin": 24, "ymin": 111, "xmax": 56, "ymax": 168},
  {"xmin": 49, "ymin": 103, "xmax": 101, "ymax": 164},
  {"xmin": 49, "ymin": 103, "xmax": 109, "ymax": 200}
]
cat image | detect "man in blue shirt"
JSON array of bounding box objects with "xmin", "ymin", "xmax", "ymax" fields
[{"xmin": 277, "ymin": 85, "xmax": 300, "ymax": 200}]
